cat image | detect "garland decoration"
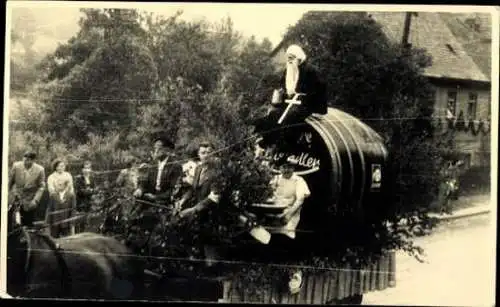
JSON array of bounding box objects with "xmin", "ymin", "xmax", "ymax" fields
[
  {"xmin": 444, "ymin": 113, "xmax": 490, "ymax": 137},
  {"xmin": 469, "ymin": 119, "xmax": 481, "ymax": 136},
  {"xmin": 481, "ymin": 118, "xmax": 490, "ymax": 134}
]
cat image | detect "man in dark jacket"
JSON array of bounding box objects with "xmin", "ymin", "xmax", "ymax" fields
[
  {"xmin": 74, "ymin": 160, "xmax": 96, "ymax": 232},
  {"xmin": 177, "ymin": 141, "xmax": 224, "ymax": 269},
  {"xmin": 178, "ymin": 142, "xmax": 221, "ymax": 217},
  {"xmin": 133, "ymin": 136, "xmax": 183, "ymax": 211},
  {"xmin": 254, "ymin": 44, "xmax": 328, "ymax": 146}
]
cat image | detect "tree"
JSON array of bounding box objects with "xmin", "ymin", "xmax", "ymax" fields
[
  {"xmin": 10, "ymin": 8, "xmax": 42, "ymax": 92},
  {"xmin": 144, "ymin": 13, "xmax": 224, "ymax": 92},
  {"xmin": 36, "ymin": 9, "xmax": 158, "ymax": 142},
  {"xmin": 137, "ymin": 13, "xmax": 276, "ymax": 145}
]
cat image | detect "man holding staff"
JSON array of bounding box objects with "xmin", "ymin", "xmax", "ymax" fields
[{"xmin": 253, "ymin": 44, "xmax": 328, "ymax": 146}]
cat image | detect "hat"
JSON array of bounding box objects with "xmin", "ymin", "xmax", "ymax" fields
[
  {"xmin": 286, "ymin": 44, "xmax": 307, "ymax": 63},
  {"xmin": 23, "ymin": 151, "xmax": 36, "ymax": 159},
  {"xmin": 153, "ymin": 136, "xmax": 175, "ymax": 149}
]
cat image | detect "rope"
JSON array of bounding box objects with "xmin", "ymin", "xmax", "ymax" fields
[
  {"xmin": 10, "ymin": 109, "xmax": 490, "ymax": 179},
  {"xmin": 16, "ymin": 246, "xmax": 397, "ymax": 274},
  {"xmin": 32, "ymin": 194, "xmax": 120, "ymax": 230}
]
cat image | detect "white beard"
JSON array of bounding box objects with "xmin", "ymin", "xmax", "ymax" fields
[{"xmin": 285, "ymin": 62, "xmax": 299, "ymax": 95}]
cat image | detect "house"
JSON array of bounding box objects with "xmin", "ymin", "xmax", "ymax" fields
[
  {"xmin": 368, "ymin": 12, "xmax": 491, "ymax": 168},
  {"xmin": 270, "ymin": 11, "xmax": 492, "ymax": 168}
]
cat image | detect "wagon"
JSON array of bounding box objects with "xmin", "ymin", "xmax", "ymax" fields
[{"xmin": 146, "ymin": 107, "xmax": 397, "ymax": 304}]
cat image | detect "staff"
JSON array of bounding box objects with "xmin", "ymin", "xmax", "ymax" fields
[{"xmin": 278, "ymin": 93, "xmax": 306, "ymax": 125}]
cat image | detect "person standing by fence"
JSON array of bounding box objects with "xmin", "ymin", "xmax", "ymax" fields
[
  {"xmin": 46, "ymin": 159, "xmax": 77, "ymax": 238},
  {"xmin": 8, "ymin": 150, "xmax": 46, "ymax": 229},
  {"xmin": 75, "ymin": 160, "xmax": 96, "ymax": 233},
  {"xmin": 116, "ymin": 157, "xmax": 141, "ymax": 217},
  {"xmin": 116, "ymin": 158, "xmax": 140, "ymax": 195}
]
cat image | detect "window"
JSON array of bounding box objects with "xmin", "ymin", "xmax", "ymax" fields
[
  {"xmin": 467, "ymin": 92, "xmax": 478, "ymax": 120},
  {"xmin": 447, "ymin": 90, "xmax": 457, "ymax": 118},
  {"xmin": 428, "ymin": 88, "xmax": 436, "ymax": 105}
]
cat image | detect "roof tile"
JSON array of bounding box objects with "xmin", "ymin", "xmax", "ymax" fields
[{"xmin": 368, "ymin": 11, "xmax": 489, "ymax": 82}]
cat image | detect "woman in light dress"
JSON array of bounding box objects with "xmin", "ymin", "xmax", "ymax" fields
[{"xmin": 45, "ymin": 159, "xmax": 77, "ymax": 238}]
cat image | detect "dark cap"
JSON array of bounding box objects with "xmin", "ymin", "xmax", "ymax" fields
[
  {"xmin": 153, "ymin": 136, "xmax": 175, "ymax": 149},
  {"xmin": 23, "ymin": 151, "xmax": 37, "ymax": 159}
]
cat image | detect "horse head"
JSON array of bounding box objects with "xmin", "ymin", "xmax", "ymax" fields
[
  {"xmin": 6, "ymin": 225, "xmax": 31, "ymax": 297},
  {"xmin": 7, "ymin": 225, "xmax": 69, "ymax": 298}
]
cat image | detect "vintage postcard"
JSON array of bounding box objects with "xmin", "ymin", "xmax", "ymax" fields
[{"xmin": 1, "ymin": 2, "xmax": 498, "ymax": 305}]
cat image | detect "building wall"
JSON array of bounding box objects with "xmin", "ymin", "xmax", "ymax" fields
[
  {"xmin": 431, "ymin": 83, "xmax": 491, "ymax": 167},
  {"xmin": 432, "ymin": 84, "xmax": 490, "ymax": 121}
]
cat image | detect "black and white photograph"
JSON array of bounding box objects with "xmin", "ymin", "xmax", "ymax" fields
[{"xmin": 1, "ymin": 2, "xmax": 498, "ymax": 305}]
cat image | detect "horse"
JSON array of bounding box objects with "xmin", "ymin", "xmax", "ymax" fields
[{"xmin": 6, "ymin": 225, "xmax": 146, "ymax": 300}]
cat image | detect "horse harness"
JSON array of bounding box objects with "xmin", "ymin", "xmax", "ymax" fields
[{"xmin": 10, "ymin": 227, "xmax": 72, "ymax": 297}]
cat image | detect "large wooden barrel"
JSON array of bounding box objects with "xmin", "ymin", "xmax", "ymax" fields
[{"xmin": 260, "ymin": 107, "xmax": 389, "ymax": 229}]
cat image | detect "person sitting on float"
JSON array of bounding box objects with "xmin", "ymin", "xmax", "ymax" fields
[
  {"xmin": 258, "ymin": 161, "xmax": 311, "ymax": 295},
  {"xmin": 253, "ymin": 44, "xmax": 328, "ymax": 147},
  {"xmin": 266, "ymin": 161, "xmax": 311, "ymax": 241}
]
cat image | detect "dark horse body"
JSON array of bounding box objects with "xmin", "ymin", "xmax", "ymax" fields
[{"xmin": 7, "ymin": 226, "xmax": 145, "ymax": 300}]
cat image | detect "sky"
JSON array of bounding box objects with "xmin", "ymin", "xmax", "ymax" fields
[
  {"xmin": 7, "ymin": 3, "xmax": 496, "ymax": 58},
  {"xmin": 9, "ymin": 3, "xmax": 313, "ymax": 56}
]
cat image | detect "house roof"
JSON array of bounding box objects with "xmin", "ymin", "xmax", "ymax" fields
[
  {"xmin": 367, "ymin": 11, "xmax": 489, "ymax": 83},
  {"xmin": 438, "ymin": 12, "xmax": 492, "ymax": 80},
  {"xmin": 271, "ymin": 11, "xmax": 490, "ymax": 83}
]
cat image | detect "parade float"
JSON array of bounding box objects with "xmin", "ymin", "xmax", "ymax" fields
[{"xmin": 112, "ymin": 106, "xmax": 398, "ymax": 304}]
